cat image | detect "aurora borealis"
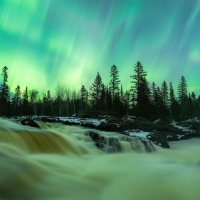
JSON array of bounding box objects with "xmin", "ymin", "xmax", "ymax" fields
[{"xmin": 0, "ymin": 0, "xmax": 200, "ymax": 95}]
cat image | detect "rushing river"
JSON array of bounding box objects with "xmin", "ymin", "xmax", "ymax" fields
[{"xmin": 0, "ymin": 119, "xmax": 200, "ymax": 200}]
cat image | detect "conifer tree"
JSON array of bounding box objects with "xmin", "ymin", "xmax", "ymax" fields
[
  {"xmin": 187, "ymin": 93, "xmax": 193, "ymax": 117},
  {"xmin": 150, "ymin": 82, "xmax": 157, "ymax": 105},
  {"xmin": 169, "ymin": 82, "xmax": 175, "ymax": 105},
  {"xmin": 45, "ymin": 90, "xmax": 53, "ymax": 116},
  {"xmin": 105, "ymin": 86, "xmax": 112, "ymax": 113},
  {"xmin": 178, "ymin": 76, "xmax": 188, "ymax": 117},
  {"xmin": 197, "ymin": 95, "xmax": 200, "ymax": 117},
  {"xmin": 124, "ymin": 90, "xmax": 130, "ymax": 115},
  {"xmin": 137, "ymin": 76, "xmax": 151, "ymax": 118},
  {"xmin": 109, "ymin": 65, "xmax": 120, "ymax": 100},
  {"xmin": 29, "ymin": 89, "xmax": 39, "ymax": 116},
  {"xmin": 191, "ymin": 92, "xmax": 196, "ymax": 116},
  {"xmin": 154, "ymin": 86, "xmax": 162, "ymax": 118},
  {"xmin": 130, "ymin": 62, "xmax": 149, "ymax": 118},
  {"xmin": 169, "ymin": 82, "xmax": 175, "ymax": 118},
  {"xmin": 22, "ymin": 87, "xmax": 28, "ymax": 116},
  {"xmin": 130, "ymin": 61, "xmax": 147, "ymax": 108},
  {"xmin": 120, "ymin": 84, "xmax": 123, "ymax": 100},
  {"xmin": 0, "ymin": 66, "xmax": 10, "ymax": 116},
  {"xmin": 161, "ymin": 81, "xmax": 168, "ymax": 107},
  {"xmin": 80, "ymin": 85, "xmax": 88, "ymax": 112},
  {"xmin": 89, "ymin": 72, "xmax": 103, "ymax": 115},
  {"xmin": 100, "ymin": 84, "xmax": 106, "ymax": 112},
  {"xmin": 130, "ymin": 62, "xmax": 147, "ymax": 96},
  {"xmin": 12, "ymin": 85, "xmax": 21, "ymax": 116}
]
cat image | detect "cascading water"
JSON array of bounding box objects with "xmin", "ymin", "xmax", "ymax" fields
[{"xmin": 0, "ymin": 118, "xmax": 200, "ymax": 200}]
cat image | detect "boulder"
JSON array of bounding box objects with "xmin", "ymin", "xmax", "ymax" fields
[
  {"xmin": 147, "ymin": 132, "xmax": 170, "ymax": 148},
  {"xmin": 20, "ymin": 119, "xmax": 40, "ymax": 128},
  {"xmin": 89, "ymin": 131, "xmax": 155, "ymax": 153},
  {"xmin": 62, "ymin": 120, "xmax": 79, "ymax": 126},
  {"xmin": 41, "ymin": 117, "xmax": 60, "ymax": 123},
  {"xmin": 138, "ymin": 121, "xmax": 154, "ymax": 131}
]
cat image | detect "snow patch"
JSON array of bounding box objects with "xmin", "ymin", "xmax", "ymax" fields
[
  {"xmin": 124, "ymin": 129, "xmax": 151, "ymax": 139},
  {"xmin": 58, "ymin": 117, "xmax": 107, "ymax": 127},
  {"xmin": 185, "ymin": 117, "xmax": 200, "ymax": 123},
  {"xmin": 153, "ymin": 119, "xmax": 160, "ymax": 124},
  {"xmin": 170, "ymin": 120, "xmax": 194, "ymax": 133}
]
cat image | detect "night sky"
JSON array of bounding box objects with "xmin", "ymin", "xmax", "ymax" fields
[{"xmin": 0, "ymin": 0, "xmax": 200, "ymax": 95}]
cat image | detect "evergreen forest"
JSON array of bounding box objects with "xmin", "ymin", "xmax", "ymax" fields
[{"xmin": 0, "ymin": 62, "xmax": 200, "ymax": 121}]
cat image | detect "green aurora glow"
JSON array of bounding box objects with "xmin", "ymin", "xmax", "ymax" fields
[{"xmin": 0, "ymin": 0, "xmax": 200, "ymax": 95}]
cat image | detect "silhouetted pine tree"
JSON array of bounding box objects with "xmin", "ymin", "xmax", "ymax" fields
[
  {"xmin": 161, "ymin": 81, "xmax": 168, "ymax": 107},
  {"xmin": 29, "ymin": 89, "xmax": 39, "ymax": 116},
  {"xmin": 89, "ymin": 72, "xmax": 103, "ymax": 115},
  {"xmin": 169, "ymin": 82, "xmax": 175, "ymax": 118},
  {"xmin": 109, "ymin": 65, "xmax": 120, "ymax": 101},
  {"xmin": 178, "ymin": 76, "xmax": 188, "ymax": 117},
  {"xmin": 197, "ymin": 95, "xmax": 200, "ymax": 117},
  {"xmin": 169, "ymin": 82, "xmax": 175, "ymax": 104},
  {"xmin": 154, "ymin": 86, "xmax": 162, "ymax": 118},
  {"xmin": 22, "ymin": 87, "xmax": 29, "ymax": 116},
  {"xmin": 105, "ymin": 86, "xmax": 112, "ymax": 113},
  {"xmin": 191, "ymin": 92, "xmax": 197, "ymax": 116},
  {"xmin": 150, "ymin": 82, "xmax": 160, "ymax": 119},
  {"xmin": 130, "ymin": 62, "xmax": 151, "ymax": 118},
  {"xmin": 45, "ymin": 90, "xmax": 53, "ymax": 116},
  {"xmin": 124, "ymin": 90, "xmax": 130, "ymax": 115},
  {"xmin": 130, "ymin": 62, "xmax": 147, "ymax": 99},
  {"xmin": 187, "ymin": 93, "xmax": 193, "ymax": 117},
  {"xmin": 80, "ymin": 85, "xmax": 88, "ymax": 112},
  {"xmin": 100, "ymin": 84, "xmax": 106, "ymax": 112},
  {"xmin": 12, "ymin": 85, "xmax": 21, "ymax": 116},
  {"xmin": 150, "ymin": 82, "xmax": 157, "ymax": 105},
  {"xmin": 160, "ymin": 81, "xmax": 169, "ymax": 118},
  {"xmin": 120, "ymin": 84, "xmax": 123, "ymax": 100},
  {"xmin": 0, "ymin": 66, "xmax": 10, "ymax": 116},
  {"xmin": 137, "ymin": 76, "xmax": 151, "ymax": 118}
]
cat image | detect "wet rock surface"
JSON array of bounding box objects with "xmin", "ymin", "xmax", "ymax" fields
[
  {"xmin": 40, "ymin": 116, "xmax": 200, "ymax": 149},
  {"xmin": 89, "ymin": 131, "xmax": 155, "ymax": 153},
  {"xmin": 20, "ymin": 118, "xmax": 40, "ymax": 128}
]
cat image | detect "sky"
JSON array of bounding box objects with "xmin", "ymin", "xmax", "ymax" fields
[{"xmin": 0, "ymin": 0, "xmax": 200, "ymax": 96}]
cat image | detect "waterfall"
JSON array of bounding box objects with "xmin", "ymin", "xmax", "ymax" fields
[{"xmin": 0, "ymin": 119, "xmax": 200, "ymax": 200}]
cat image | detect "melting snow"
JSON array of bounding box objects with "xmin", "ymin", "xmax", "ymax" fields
[
  {"xmin": 153, "ymin": 119, "xmax": 160, "ymax": 124},
  {"xmin": 170, "ymin": 120, "xmax": 194, "ymax": 133},
  {"xmin": 124, "ymin": 130, "xmax": 151, "ymax": 138},
  {"xmin": 58, "ymin": 117, "xmax": 107, "ymax": 127},
  {"xmin": 185, "ymin": 117, "xmax": 200, "ymax": 123}
]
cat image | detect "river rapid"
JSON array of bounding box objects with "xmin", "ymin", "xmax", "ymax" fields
[{"xmin": 0, "ymin": 118, "xmax": 200, "ymax": 200}]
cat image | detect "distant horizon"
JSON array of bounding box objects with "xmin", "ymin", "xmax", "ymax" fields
[{"xmin": 0, "ymin": 0, "xmax": 199, "ymax": 95}]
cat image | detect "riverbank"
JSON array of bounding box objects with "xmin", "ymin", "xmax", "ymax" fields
[{"xmin": 19, "ymin": 115, "xmax": 200, "ymax": 149}]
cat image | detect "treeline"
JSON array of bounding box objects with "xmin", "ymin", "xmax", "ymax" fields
[{"xmin": 0, "ymin": 62, "xmax": 200, "ymax": 120}]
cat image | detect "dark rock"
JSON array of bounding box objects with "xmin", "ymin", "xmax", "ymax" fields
[
  {"xmin": 89, "ymin": 131, "xmax": 155, "ymax": 153},
  {"xmin": 98, "ymin": 122, "xmax": 108, "ymax": 129},
  {"xmin": 97, "ymin": 122, "xmax": 120, "ymax": 131},
  {"xmin": 140, "ymin": 139, "xmax": 155, "ymax": 152},
  {"xmin": 41, "ymin": 117, "xmax": 60, "ymax": 123},
  {"xmin": 138, "ymin": 121, "xmax": 154, "ymax": 131},
  {"xmin": 154, "ymin": 118, "xmax": 171, "ymax": 125},
  {"xmin": 20, "ymin": 119, "xmax": 40, "ymax": 128},
  {"xmin": 62, "ymin": 120, "xmax": 79, "ymax": 126},
  {"xmin": 81, "ymin": 122, "xmax": 96, "ymax": 128},
  {"xmin": 189, "ymin": 123, "xmax": 200, "ymax": 130},
  {"xmin": 154, "ymin": 123, "xmax": 183, "ymax": 134},
  {"xmin": 147, "ymin": 132, "xmax": 170, "ymax": 148},
  {"xmin": 90, "ymin": 131, "xmax": 121, "ymax": 152}
]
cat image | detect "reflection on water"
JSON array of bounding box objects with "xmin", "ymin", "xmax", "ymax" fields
[{"xmin": 0, "ymin": 119, "xmax": 200, "ymax": 200}]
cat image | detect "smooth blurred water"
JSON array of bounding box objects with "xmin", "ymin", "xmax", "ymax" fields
[{"xmin": 0, "ymin": 119, "xmax": 200, "ymax": 200}]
